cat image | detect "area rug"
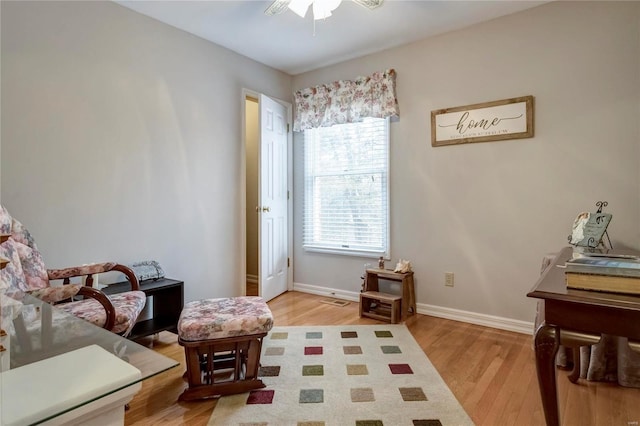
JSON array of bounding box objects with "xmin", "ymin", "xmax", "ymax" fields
[{"xmin": 208, "ymin": 324, "xmax": 473, "ymax": 426}]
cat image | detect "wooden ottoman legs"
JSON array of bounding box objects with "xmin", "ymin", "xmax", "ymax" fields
[{"xmin": 179, "ymin": 333, "xmax": 267, "ymax": 401}]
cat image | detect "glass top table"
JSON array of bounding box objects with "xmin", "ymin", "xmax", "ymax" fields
[{"xmin": 0, "ymin": 289, "xmax": 178, "ymax": 425}]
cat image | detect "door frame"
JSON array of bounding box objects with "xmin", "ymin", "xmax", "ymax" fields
[{"xmin": 240, "ymin": 88, "xmax": 293, "ymax": 297}]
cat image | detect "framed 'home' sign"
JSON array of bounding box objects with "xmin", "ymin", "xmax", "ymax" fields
[{"xmin": 431, "ymin": 95, "xmax": 534, "ymax": 147}]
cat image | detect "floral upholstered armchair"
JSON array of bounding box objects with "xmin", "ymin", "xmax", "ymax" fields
[{"xmin": 0, "ymin": 205, "xmax": 146, "ymax": 336}]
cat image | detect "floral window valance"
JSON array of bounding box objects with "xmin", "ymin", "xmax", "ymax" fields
[{"xmin": 293, "ymin": 69, "xmax": 399, "ymax": 132}]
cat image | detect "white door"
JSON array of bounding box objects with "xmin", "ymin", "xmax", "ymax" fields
[{"xmin": 259, "ymin": 94, "xmax": 288, "ymax": 301}]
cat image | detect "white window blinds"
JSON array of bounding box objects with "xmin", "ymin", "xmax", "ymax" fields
[{"xmin": 303, "ymin": 117, "xmax": 389, "ymax": 257}]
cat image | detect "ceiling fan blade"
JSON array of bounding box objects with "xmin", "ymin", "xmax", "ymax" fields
[
  {"xmin": 352, "ymin": 0, "xmax": 383, "ymax": 10},
  {"xmin": 265, "ymin": 0, "xmax": 291, "ymax": 16}
]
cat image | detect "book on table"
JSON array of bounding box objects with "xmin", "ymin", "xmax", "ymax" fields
[
  {"xmin": 565, "ymin": 255, "xmax": 640, "ymax": 276},
  {"xmin": 564, "ymin": 255, "xmax": 640, "ymax": 294},
  {"xmin": 565, "ymin": 272, "xmax": 640, "ymax": 295}
]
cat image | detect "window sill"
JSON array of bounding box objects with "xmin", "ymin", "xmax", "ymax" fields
[{"xmin": 303, "ymin": 245, "xmax": 389, "ymax": 259}]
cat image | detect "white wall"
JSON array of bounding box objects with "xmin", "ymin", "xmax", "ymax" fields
[
  {"xmin": 292, "ymin": 1, "xmax": 640, "ymax": 323},
  {"xmin": 0, "ymin": 1, "xmax": 291, "ymax": 303}
]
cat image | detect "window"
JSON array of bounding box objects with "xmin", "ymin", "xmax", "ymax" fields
[{"xmin": 303, "ymin": 117, "xmax": 389, "ymax": 257}]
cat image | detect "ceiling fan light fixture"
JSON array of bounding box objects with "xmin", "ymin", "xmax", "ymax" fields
[
  {"xmin": 326, "ymin": 0, "xmax": 343, "ymax": 11},
  {"xmin": 288, "ymin": 0, "xmax": 313, "ymax": 18},
  {"xmin": 312, "ymin": 0, "xmax": 342, "ymax": 20},
  {"xmin": 266, "ymin": 0, "xmax": 381, "ymax": 19}
]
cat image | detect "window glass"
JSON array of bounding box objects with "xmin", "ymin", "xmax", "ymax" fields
[{"xmin": 303, "ymin": 117, "xmax": 389, "ymax": 257}]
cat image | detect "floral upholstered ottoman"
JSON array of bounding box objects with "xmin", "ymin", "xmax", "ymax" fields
[{"xmin": 177, "ymin": 296, "xmax": 273, "ymax": 401}]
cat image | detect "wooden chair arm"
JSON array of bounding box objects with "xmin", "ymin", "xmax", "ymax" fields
[
  {"xmin": 27, "ymin": 285, "xmax": 117, "ymax": 331},
  {"xmin": 47, "ymin": 262, "xmax": 118, "ymax": 280},
  {"xmin": 28, "ymin": 285, "xmax": 82, "ymax": 304},
  {"xmin": 110, "ymin": 264, "xmax": 140, "ymax": 291},
  {"xmin": 47, "ymin": 263, "xmax": 140, "ymax": 291},
  {"xmin": 76, "ymin": 286, "xmax": 116, "ymax": 331}
]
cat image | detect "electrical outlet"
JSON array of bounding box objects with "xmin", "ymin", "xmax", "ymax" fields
[{"xmin": 445, "ymin": 272, "xmax": 454, "ymax": 287}]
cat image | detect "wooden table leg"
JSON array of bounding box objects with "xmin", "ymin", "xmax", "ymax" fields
[
  {"xmin": 401, "ymin": 277, "xmax": 409, "ymax": 321},
  {"xmin": 399, "ymin": 275, "xmax": 416, "ymax": 321},
  {"xmin": 534, "ymin": 323, "xmax": 561, "ymax": 426},
  {"xmin": 365, "ymin": 272, "xmax": 379, "ymax": 292},
  {"xmin": 407, "ymin": 274, "xmax": 416, "ymax": 314},
  {"xmin": 567, "ymin": 347, "xmax": 581, "ymax": 383}
]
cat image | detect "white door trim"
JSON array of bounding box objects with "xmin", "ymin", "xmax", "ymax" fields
[{"xmin": 240, "ymin": 88, "xmax": 293, "ymax": 297}]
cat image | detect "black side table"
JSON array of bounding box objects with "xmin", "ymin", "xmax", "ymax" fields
[{"xmin": 103, "ymin": 278, "xmax": 184, "ymax": 340}]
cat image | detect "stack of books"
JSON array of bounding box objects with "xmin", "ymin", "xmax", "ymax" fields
[{"xmin": 565, "ymin": 253, "xmax": 640, "ymax": 295}]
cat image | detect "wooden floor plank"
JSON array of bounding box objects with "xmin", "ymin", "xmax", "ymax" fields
[{"xmin": 123, "ymin": 291, "xmax": 640, "ymax": 425}]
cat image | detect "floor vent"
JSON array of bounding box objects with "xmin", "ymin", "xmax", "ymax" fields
[{"xmin": 319, "ymin": 298, "xmax": 350, "ymax": 307}]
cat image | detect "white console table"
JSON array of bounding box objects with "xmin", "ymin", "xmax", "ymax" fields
[
  {"xmin": 0, "ymin": 291, "xmax": 178, "ymax": 425},
  {"xmin": 2, "ymin": 345, "xmax": 140, "ymax": 425}
]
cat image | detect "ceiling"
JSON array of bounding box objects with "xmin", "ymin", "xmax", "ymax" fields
[{"xmin": 115, "ymin": 0, "xmax": 548, "ymax": 75}]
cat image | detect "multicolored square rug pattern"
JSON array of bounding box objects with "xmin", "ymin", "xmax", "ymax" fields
[{"xmin": 208, "ymin": 324, "xmax": 473, "ymax": 426}]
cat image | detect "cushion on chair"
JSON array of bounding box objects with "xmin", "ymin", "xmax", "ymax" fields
[
  {"xmin": 0, "ymin": 238, "xmax": 28, "ymax": 292},
  {"xmin": 11, "ymin": 218, "xmax": 39, "ymax": 250},
  {"xmin": 178, "ymin": 297, "xmax": 273, "ymax": 341},
  {"xmin": 0, "ymin": 205, "xmax": 12, "ymax": 234},
  {"xmin": 56, "ymin": 290, "xmax": 147, "ymax": 335},
  {"xmin": 13, "ymin": 239, "xmax": 49, "ymax": 290}
]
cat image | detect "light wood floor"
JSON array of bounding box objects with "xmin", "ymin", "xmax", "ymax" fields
[
  {"xmin": 125, "ymin": 291, "xmax": 640, "ymax": 425},
  {"xmin": 246, "ymin": 280, "xmax": 258, "ymax": 297}
]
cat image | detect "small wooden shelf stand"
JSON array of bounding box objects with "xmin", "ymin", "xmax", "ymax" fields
[
  {"xmin": 361, "ymin": 268, "xmax": 416, "ymax": 323},
  {"xmin": 360, "ymin": 291, "xmax": 402, "ymax": 324},
  {"xmin": 103, "ymin": 278, "xmax": 184, "ymax": 340}
]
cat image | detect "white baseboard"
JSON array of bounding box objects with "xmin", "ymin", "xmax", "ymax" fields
[
  {"xmin": 418, "ymin": 303, "xmax": 534, "ymax": 335},
  {"xmin": 292, "ymin": 281, "xmax": 534, "ymax": 335},
  {"xmin": 246, "ymin": 274, "xmax": 258, "ymax": 284},
  {"xmin": 293, "ymin": 282, "xmax": 361, "ymax": 302}
]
